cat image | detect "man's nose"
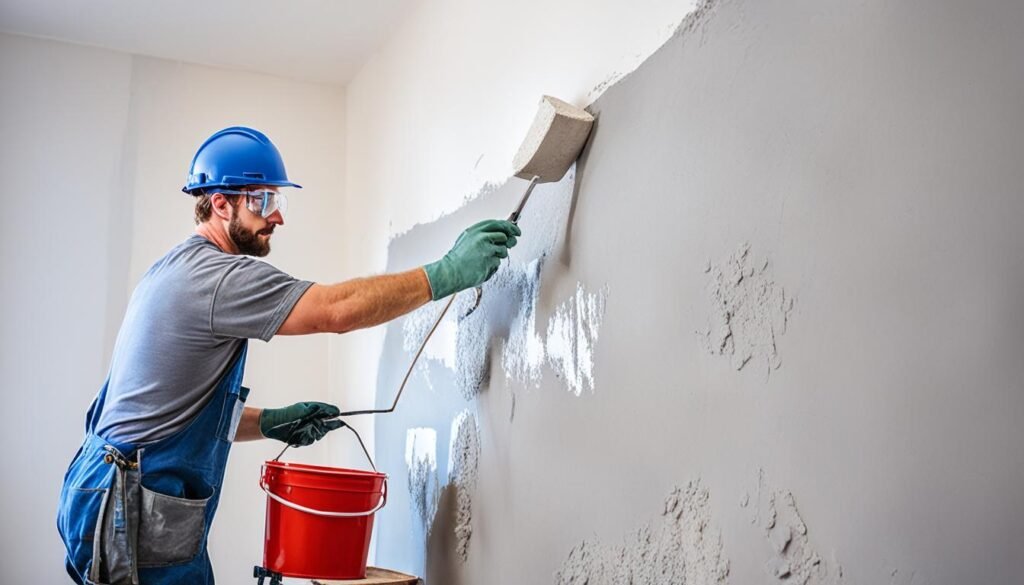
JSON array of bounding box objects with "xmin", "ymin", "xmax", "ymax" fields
[{"xmin": 267, "ymin": 209, "xmax": 285, "ymax": 226}]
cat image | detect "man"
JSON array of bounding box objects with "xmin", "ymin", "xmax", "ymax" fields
[{"xmin": 56, "ymin": 126, "xmax": 519, "ymax": 584}]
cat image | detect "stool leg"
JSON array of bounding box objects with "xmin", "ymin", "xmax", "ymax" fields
[{"xmin": 253, "ymin": 566, "xmax": 283, "ymax": 585}]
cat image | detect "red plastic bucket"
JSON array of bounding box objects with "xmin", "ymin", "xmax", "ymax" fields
[{"xmin": 260, "ymin": 460, "xmax": 388, "ymax": 580}]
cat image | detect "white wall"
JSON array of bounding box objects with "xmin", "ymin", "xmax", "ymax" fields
[
  {"xmin": 0, "ymin": 32, "xmax": 346, "ymax": 584},
  {"xmin": 335, "ymin": 0, "xmax": 700, "ymax": 514},
  {"xmin": 0, "ymin": 32, "xmax": 134, "ymax": 585}
]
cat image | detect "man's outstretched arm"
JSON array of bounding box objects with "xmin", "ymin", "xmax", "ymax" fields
[
  {"xmin": 278, "ymin": 268, "xmax": 431, "ymax": 335},
  {"xmin": 277, "ymin": 219, "xmax": 520, "ymax": 336}
]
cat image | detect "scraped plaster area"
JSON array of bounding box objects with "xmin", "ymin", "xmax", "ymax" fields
[
  {"xmin": 400, "ymin": 169, "xmax": 610, "ymax": 401},
  {"xmin": 374, "ymin": 0, "xmax": 1024, "ymax": 582}
]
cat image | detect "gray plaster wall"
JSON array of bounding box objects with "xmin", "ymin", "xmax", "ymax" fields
[{"xmin": 371, "ymin": 1, "xmax": 1024, "ymax": 583}]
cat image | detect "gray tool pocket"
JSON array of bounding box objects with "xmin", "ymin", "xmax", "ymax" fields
[
  {"xmin": 94, "ymin": 448, "xmax": 141, "ymax": 585},
  {"xmin": 136, "ymin": 484, "xmax": 211, "ymax": 567},
  {"xmin": 89, "ymin": 446, "xmax": 212, "ymax": 579}
]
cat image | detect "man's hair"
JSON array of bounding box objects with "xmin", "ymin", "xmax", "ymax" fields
[
  {"xmin": 193, "ymin": 192, "xmax": 241, "ymax": 225},
  {"xmin": 193, "ymin": 194, "xmax": 213, "ymax": 225}
]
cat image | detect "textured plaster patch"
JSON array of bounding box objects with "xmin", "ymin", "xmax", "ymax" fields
[
  {"xmin": 405, "ymin": 428, "xmax": 439, "ymax": 530},
  {"xmin": 416, "ymin": 170, "xmax": 610, "ymax": 401},
  {"xmin": 499, "ymin": 258, "xmax": 546, "ymax": 388},
  {"xmin": 448, "ymin": 410, "xmax": 481, "ymax": 562},
  {"xmin": 454, "ymin": 305, "xmax": 490, "ymax": 400},
  {"xmin": 451, "ymin": 261, "xmax": 531, "ymax": 400},
  {"xmin": 700, "ymin": 243, "xmax": 794, "ymax": 379},
  {"xmin": 403, "ymin": 302, "xmax": 458, "ymax": 371},
  {"xmin": 749, "ymin": 470, "xmax": 843, "ymax": 584},
  {"xmin": 556, "ymin": 481, "xmax": 730, "ymax": 585}
]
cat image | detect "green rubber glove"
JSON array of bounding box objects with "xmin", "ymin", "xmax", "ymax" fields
[
  {"xmin": 259, "ymin": 402, "xmax": 345, "ymax": 446},
  {"xmin": 423, "ymin": 219, "xmax": 521, "ymax": 300}
]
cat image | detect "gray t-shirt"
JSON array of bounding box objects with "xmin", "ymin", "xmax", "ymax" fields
[{"xmin": 95, "ymin": 235, "xmax": 313, "ymax": 444}]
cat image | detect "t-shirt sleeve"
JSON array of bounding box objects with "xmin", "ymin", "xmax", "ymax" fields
[{"xmin": 209, "ymin": 258, "xmax": 314, "ymax": 341}]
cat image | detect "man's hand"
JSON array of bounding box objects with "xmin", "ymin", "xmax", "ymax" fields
[
  {"xmin": 259, "ymin": 402, "xmax": 345, "ymax": 446},
  {"xmin": 423, "ymin": 219, "xmax": 521, "ymax": 300}
]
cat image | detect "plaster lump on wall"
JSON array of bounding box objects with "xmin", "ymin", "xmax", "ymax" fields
[
  {"xmin": 701, "ymin": 243, "xmax": 794, "ymax": 378},
  {"xmin": 448, "ymin": 410, "xmax": 481, "ymax": 562},
  {"xmin": 744, "ymin": 470, "xmax": 844, "ymax": 584},
  {"xmin": 556, "ymin": 480, "xmax": 730, "ymax": 585}
]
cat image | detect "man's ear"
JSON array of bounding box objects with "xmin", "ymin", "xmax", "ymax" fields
[{"xmin": 209, "ymin": 192, "xmax": 234, "ymax": 221}]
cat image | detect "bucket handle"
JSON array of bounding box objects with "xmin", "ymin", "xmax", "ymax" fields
[{"xmin": 259, "ymin": 469, "xmax": 388, "ymax": 518}]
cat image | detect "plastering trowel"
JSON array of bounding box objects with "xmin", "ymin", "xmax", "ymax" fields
[
  {"xmin": 506, "ymin": 94, "xmax": 597, "ymax": 221},
  {"xmin": 469, "ymin": 94, "xmax": 596, "ymax": 311}
]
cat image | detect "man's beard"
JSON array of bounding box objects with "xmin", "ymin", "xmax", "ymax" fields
[{"xmin": 228, "ymin": 214, "xmax": 272, "ymax": 257}]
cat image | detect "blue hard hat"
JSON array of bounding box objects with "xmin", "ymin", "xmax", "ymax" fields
[{"xmin": 182, "ymin": 126, "xmax": 301, "ymax": 194}]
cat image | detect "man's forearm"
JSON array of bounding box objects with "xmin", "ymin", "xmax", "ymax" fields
[
  {"xmin": 324, "ymin": 268, "xmax": 432, "ymax": 332},
  {"xmin": 234, "ymin": 406, "xmax": 264, "ymax": 442},
  {"xmin": 278, "ymin": 267, "xmax": 432, "ymax": 335}
]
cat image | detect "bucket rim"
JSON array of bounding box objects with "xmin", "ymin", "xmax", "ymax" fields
[{"xmin": 263, "ymin": 459, "xmax": 387, "ymax": 479}]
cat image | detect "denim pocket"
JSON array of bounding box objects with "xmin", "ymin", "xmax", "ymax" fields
[{"xmin": 136, "ymin": 484, "xmax": 211, "ymax": 568}]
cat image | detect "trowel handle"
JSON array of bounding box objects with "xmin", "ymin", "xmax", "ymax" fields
[
  {"xmin": 508, "ymin": 175, "xmax": 540, "ymax": 224},
  {"xmin": 469, "ymin": 175, "xmax": 540, "ymax": 313}
]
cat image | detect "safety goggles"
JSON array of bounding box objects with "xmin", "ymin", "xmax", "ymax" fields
[{"xmin": 218, "ymin": 188, "xmax": 288, "ymax": 219}]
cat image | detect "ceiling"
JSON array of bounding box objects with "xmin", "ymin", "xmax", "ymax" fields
[{"xmin": 0, "ymin": 0, "xmax": 417, "ymax": 86}]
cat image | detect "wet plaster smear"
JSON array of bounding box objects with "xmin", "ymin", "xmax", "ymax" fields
[{"xmin": 372, "ymin": 0, "xmax": 1024, "ymax": 582}]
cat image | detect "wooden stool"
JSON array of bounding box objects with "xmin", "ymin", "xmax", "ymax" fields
[{"xmin": 311, "ymin": 567, "xmax": 421, "ymax": 585}]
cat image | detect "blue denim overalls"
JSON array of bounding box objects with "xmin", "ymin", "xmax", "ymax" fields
[{"xmin": 57, "ymin": 343, "xmax": 249, "ymax": 584}]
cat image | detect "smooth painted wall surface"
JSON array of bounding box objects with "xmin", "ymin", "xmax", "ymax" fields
[
  {"xmin": 0, "ymin": 32, "xmax": 346, "ymax": 585},
  {"xmin": 369, "ymin": 0, "xmax": 1024, "ymax": 583}
]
